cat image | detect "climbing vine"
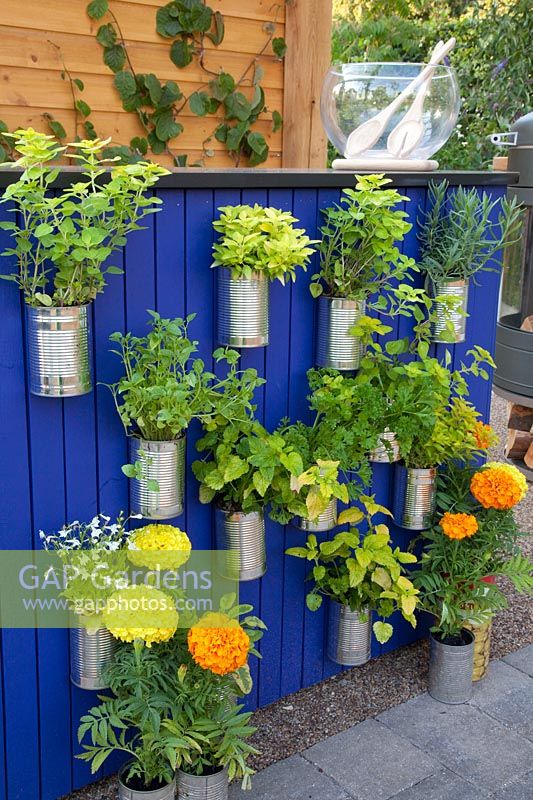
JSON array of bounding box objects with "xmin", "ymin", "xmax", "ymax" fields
[{"xmin": 85, "ymin": 0, "xmax": 285, "ymax": 166}]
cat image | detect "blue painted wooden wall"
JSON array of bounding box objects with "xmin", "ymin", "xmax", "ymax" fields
[{"xmin": 0, "ymin": 175, "xmax": 506, "ymax": 800}]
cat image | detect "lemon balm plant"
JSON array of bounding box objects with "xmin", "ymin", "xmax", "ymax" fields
[
  {"xmin": 0, "ymin": 128, "xmax": 168, "ymax": 397},
  {"xmin": 287, "ymin": 497, "xmax": 419, "ymax": 665},
  {"xmin": 212, "ymin": 203, "xmax": 316, "ymax": 347}
]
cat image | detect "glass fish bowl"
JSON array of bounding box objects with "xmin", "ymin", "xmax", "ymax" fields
[{"xmin": 321, "ymin": 62, "xmax": 460, "ymax": 162}]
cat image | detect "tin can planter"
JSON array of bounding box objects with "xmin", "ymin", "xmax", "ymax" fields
[
  {"xmin": 70, "ymin": 625, "xmax": 117, "ymax": 690},
  {"xmin": 316, "ymin": 296, "xmax": 366, "ymax": 370},
  {"xmin": 177, "ymin": 767, "xmax": 228, "ymax": 800},
  {"xmin": 129, "ymin": 435, "xmax": 186, "ymax": 519},
  {"xmin": 118, "ymin": 763, "xmax": 176, "ymax": 800},
  {"xmin": 464, "ymin": 620, "xmax": 492, "ymax": 682},
  {"xmin": 292, "ymin": 498, "xmax": 337, "ymax": 532},
  {"xmin": 327, "ymin": 599, "xmax": 371, "ymax": 666},
  {"xmin": 26, "ymin": 304, "xmax": 92, "ymax": 397},
  {"xmin": 428, "ymin": 630, "xmax": 475, "ymax": 704},
  {"xmin": 370, "ymin": 429, "xmax": 401, "ymax": 463},
  {"xmin": 215, "ymin": 507, "xmax": 266, "ymax": 581},
  {"xmin": 430, "ymin": 279, "xmax": 469, "ymax": 343},
  {"xmin": 392, "ymin": 465, "xmax": 437, "ymax": 530},
  {"xmin": 216, "ymin": 267, "xmax": 269, "ymax": 347}
]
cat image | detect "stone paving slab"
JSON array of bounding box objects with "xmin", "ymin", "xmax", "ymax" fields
[
  {"xmin": 470, "ymin": 659, "xmax": 531, "ymax": 705},
  {"xmin": 387, "ymin": 768, "xmax": 487, "ymax": 800},
  {"xmin": 493, "ymin": 771, "xmax": 533, "ymax": 800},
  {"xmin": 475, "ymin": 686, "xmax": 533, "ymax": 743},
  {"xmin": 303, "ymin": 718, "xmax": 438, "ymax": 800},
  {"xmin": 229, "ymin": 754, "xmax": 350, "ymax": 800},
  {"xmin": 503, "ymin": 644, "xmax": 533, "ymax": 678},
  {"xmin": 378, "ymin": 692, "xmax": 533, "ymax": 795}
]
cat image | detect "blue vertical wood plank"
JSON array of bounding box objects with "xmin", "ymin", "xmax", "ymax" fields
[
  {"xmin": 185, "ymin": 190, "xmax": 215, "ymax": 550},
  {"xmin": 0, "ymin": 203, "xmax": 40, "ymax": 800},
  {"xmin": 155, "ymin": 189, "xmax": 185, "ymax": 320},
  {"xmin": 0, "ymin": 634, "xmax": 6, "ymax": 800},
  {"xmin": 257, "ymin": 188, "xmax": 293, "ymax": 707}
]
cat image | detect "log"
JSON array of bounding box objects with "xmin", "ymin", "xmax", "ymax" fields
[
  {"xmin": 505, "ymin": 429, "xmax": 533, "ymax": 459},
  {"xmin": 525, "ymin": 441, "xmax": 533, "ymax": 470},
  {"xmin": 507, "ymin": 403, "xmax": 533, "ymax": 432},
  {"xmin": 521, "ymin": 315, "xmax": 533, "ymax": 333}
]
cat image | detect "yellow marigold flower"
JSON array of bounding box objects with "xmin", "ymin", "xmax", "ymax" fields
[
  {"xmin": 440, "ymin": 511, "xmax": 479, "ymax": 540},
  {"xmin": 103, "ymin": 585, "xmax": 178, "ymax": 647},
  {"xmin": 471, "ymin": 462, "xmax": 528, "ymax": 510},
  {"xmin": 128, "ymin": 524, "xmax": 191, "ymax": 570},
  {"xmin": 187, "ymin": 611, "xmax": 250, "ymax": 676},
  {"xmin": 473, "ymin": 422, "xmax": 496, "ymax": 450}
]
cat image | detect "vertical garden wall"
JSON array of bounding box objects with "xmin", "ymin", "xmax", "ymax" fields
[{"xmin": 0, "ymin": 167, "xmax": 514, "ymax": 800}]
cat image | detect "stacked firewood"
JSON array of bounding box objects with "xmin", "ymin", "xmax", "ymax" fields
[{"xmin": 505, "ymin": 403, "xmax": 533, "ymax": 471}]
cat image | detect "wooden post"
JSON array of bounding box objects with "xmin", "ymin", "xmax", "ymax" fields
[{"xmin": 282, "ymin": 0, "xmax": 332, "ymax": 168}]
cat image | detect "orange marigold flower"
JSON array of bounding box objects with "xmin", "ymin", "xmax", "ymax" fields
[
  {"xmin": 440, "ymin": 511, "xmax": 479, "ymax": 540},
  {"xmin": 473, "ymin": 421, "xmax": 494, "ymax": 450},
  {"xmin": 187, "ymin": 611, "xmax": 250, "ymax": 676},
  {"xmin": 471, "ymin": 462, "xmax": 528, "ymax": 510}
]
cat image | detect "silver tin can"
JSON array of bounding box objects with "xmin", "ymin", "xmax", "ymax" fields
[
  {"xmin": 316, "ymin": 296, "xmax": 366, "ymax": 370},
  {"xmin": 177, "ymin": 768, "xmax": 228, "ymax": 800},
  {"xmin": 216, "ymin": 268, "xmax": 269, "ymax": 347},
  {"xmin": 26, "ymin": 304, "xmax": 92, "ymax": 397},
  {"xmin": 392, "ymin": 465, "xmax": 437, "ymax": 530},
  {"xmin": 129, "ymin": 435, "xmax": 186, "ymax": 520},
  {"xmin": 215, "ymin": 507, "xmax": 266, "ymax": 582},
  {"xmin": 430, "ymin": 279, "xmax": 469, "ymax": 343},
  {"xmin": 70, "ymin": 625, "xmax": 117, "ymax": 690},
  {"xmin": 292, "ymin": 498, "xmax": 338, "ymax": 532},
  {"xmin": 428, "ymin": 630, "xmax": 475, "ymax": 704},
  {"xmin": 326, "ymin": 599, "xmax": 371, "ymax": 666},
  {"xmin": 118, "ymin": 763, "xmax": 176, "ymax": 800},
  {"xmin": 369, "ymin": 428, "xmax": 401, "ymax": 463}
]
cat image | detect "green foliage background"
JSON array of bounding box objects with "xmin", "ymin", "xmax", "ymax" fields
[{"xmin": 331, "ymin": 0, "xmax": 532, "ymax": 169}]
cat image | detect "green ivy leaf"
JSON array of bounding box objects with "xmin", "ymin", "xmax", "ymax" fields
[
  {"xmin": 87, "ymin": 0, "xmax": 109, "ymax": 20},
  {"xmin": 170, "ymin": 40, "xmax": 194, "ymax": 68},
  {"xmin": 130, "ymin": 136, "xmax": 148, "ymax": 155},
  {"xmin": 84, "ymin": 120, "xmax": 97, "ymax": 140},
  {"xmin": 174, "ymin": 154, "xmax": 188, "ymax": 167},
  {"xmin": 0, "ymin": 120, "xmax": 8, "ymax": 134},
  {"xmin": 272, "ymin": 110, "xmax": 282, "ymax": 132},
  {"xmin": 0, "ymin": 144, "xmax": 6, "ymax": 163},
  {"xmin": 156, "ymin": 5, "xmax": 183, "ymax": 38},
  {"xmin": 46, "ymin": 117, "xmax": 67, "ymax": 140},
  {"xmin": 250, "ymin": 85, "xmax": 265, "ymax": 115},
  {"xmin": 206, "ymin": 10, "xmax": 224, "ymax": 44},
  {"xmin": 246, "ymin": 131, "xmax": 268, "ymax": 165},
  {"xmin": 189, "ymin": 91, "xmax": 211, "ymax": 116},
  {"xmin": 114, "ymin": 71, "xmax": 137, "ymax": 99},
  {"xmin": 104, "ymin": 44, "xmax": 126, "ymax": 73},
  {"xmin": 159, "ymin": 81, "xmax": 182, "ymax": 106},
  {"xmin": 224, "ymin": 92, "xmax": 252, "ymax": 122},
  {"xmin": 75, "ymin": 100, "xmax": 91, "ymax": 118},
  {"xmin": 272, "ymin": 37, "xmax": 287, "ymax": 58},
  {"xmin": 141, "ymin": 73, "xmax": 163, "ymax": 105},
  {"xmin": 209, "ymin": 72, "xmax": 235, "ymax": 101},
  {"xmin": 96, "ymin": 23, "xmax": 116, "ymax": 47},
  {"xmin": 153, "ymin": 109, "xmax": 183, "ymax": 142},
  {"xmin": 147, "ymin": 131, "xmax": 167, "ymax": 155},
  {"xmin": 214, "ymin": 123, "xmax": 228, "ymax": 143},
  {"xmin": 225, "ymin": 121, "xmax": 248, "ymax": 151},
  {"xmin": 73, "ymin": 78, "xmax": 85, "ymax": 92}
]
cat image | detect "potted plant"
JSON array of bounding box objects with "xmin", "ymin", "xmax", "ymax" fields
[
  {"xmin": 0, "ymin": 128, "xmax": 167, "ymax": 397},
  {"xmin": 286, "ymin": 497, "xmax": 419, "ymax": 665},
  {"xmin": 193, "ymin": 419, "xmax": 291, "ymax": 581},
  {"xmin": 39, "ymin": 512, "xmax": 135, "ymax": 689},
  {"xmin": 310, "ymin": 174, "xmax": 415, "ymax": 370},
  {"xmin": 108, "ymin": 311, "xmax": 261, "ymax": 519},
  {"xmin": 212, "ymin": 203, "xmax": 316, "ymax": 347},
  {"xmin": 418, "ymin": 180, "xmax": 522, "ymax": 343},
  {"xmin": 435, "ymin": 460, "xmax": 531, "ymax": 681}
]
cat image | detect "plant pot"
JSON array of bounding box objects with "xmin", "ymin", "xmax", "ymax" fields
[
  {"xmin": 70, "ymin": 625, "xmax": 117, "ymax": 690},
  {"xmin": 292, "ymin": 498, "xmax": 338, "ymax": 532},
  {"xmin": 369, "ymin": 428, "xmax": 401, "ymax": 463},
  {"xmin": 216, "ymin": 267, "xmax": 269, "ymax": 347},
  {"xmin": 129, "ymin": 435, "xmax": 186, "ymax": 519},
  {"xmin": 215, "ymin": 507, "xmax": 266, "ymax": 581},
  {"xmin": 316, "ymin": 295, "xmax": 366, "ymax": 371},
  {"xmin": 326, "ymin": 599, "xmax": 371, "ymax": 666},
  {"xmin": 177, "ymin": 767, "xmax": 228, "ymax": 800},
  {"xmin": 118, "ymin": 763, "xmax": 176, "ymax": 800},
  {"xmin": 392, "ymin": 465, "xmax": 437, "ymax": 530},
  {"xmin": 430, "ymin": 279, "xmax": 469, "ymax": 343},
  {"xmin": 25, "ymin": 304, "xmax": 92, "ymax": 397},
  {"xmin": 464, "ymin": 620, "xmax": 492, "ymax": 682},
  {"xmin": 428, "ymin": 629, "xmax": 475, "ymax": 704}
]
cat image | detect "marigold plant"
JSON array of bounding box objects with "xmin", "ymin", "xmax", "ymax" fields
[
  {"xmin": 471, "ymin": 462, "xmax": 528, "ymax": 510},
  {"xmin": 103, "ymin": 585, "xmax": 178, "ymax": 647},
  {"xmin": 187, "ymin": 611, "xmax": 250, "ymax": 675},
  {"xmin": 127, "ymin": 524, "xmax": 191, "ymax": 570},
  {"xmin": 440, "ymin": 511, "xmax": 479, "ymax": 540}
]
